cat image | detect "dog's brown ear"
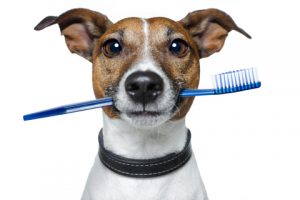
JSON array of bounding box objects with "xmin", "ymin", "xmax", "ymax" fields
[
  {"xmin": 179, "ymin": 9, "xmax": 251, "ymax": 58},
  {"xmin": 34, "ymin": 8, "xmax": 113, "ymax": 62}
]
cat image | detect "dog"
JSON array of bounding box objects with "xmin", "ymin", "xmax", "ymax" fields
[{"xmin": 35, "ymin": 8, "xmax": 250, "ymax": 200}]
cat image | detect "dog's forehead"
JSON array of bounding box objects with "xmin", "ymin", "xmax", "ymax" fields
[
  {"xmin": 102, "ymin": 17, "xmax": 143, "ymax": 40},
  {"xmin": 147, "ymin": 17, "xmax": 187, "ymax": 34},
  {"xmin": 105, "ymin": 17, "xmax": 188, "ymax": 40},
  {"xmin": 147, "ymin": 17, "xmax": 192, "ymax": 44},
  {"xmin": 109, "ymin": 17, "xmax": 144, "ymax": 34}
]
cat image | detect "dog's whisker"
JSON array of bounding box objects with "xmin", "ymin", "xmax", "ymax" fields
[{"xmin": 156, "ymin": 128, "xmax": 161, "ymax": 140}]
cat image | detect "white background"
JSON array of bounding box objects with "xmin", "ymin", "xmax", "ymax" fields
[{"xmin": 1, "ymin": 0, "xmax": 300, "ymax": 199}]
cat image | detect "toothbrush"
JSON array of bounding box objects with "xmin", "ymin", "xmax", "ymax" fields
[{"xmin": 23, "ymin": 68, "xmax": 261, "ymax": 121}]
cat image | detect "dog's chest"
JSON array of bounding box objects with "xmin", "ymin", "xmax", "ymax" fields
[{"xmin": 81, "ymin": 155, "xmax": 208, "ymax": 200}]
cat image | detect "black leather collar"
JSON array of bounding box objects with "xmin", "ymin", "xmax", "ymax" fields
[{"xmin": 98, "ymin": 129, "xmax": 192, "ymax": 178}]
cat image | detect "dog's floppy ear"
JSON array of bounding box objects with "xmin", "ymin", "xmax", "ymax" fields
[
  {"xmin": 34, "ymin": 8, "xmax": 113, "ymax": 62},
  {"xmin": 179, "ymin": 8, "xmax": 251, "ymax": 58}
]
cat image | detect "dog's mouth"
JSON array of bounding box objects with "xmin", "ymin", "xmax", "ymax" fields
[
  {"xmin": 112, "ymin": 101, "xmax": 175, "ymax": 117},
  {"xmin": 110, "ymin": 92, "xmax": 183, "ymax": 128},
  {"xmin": 127, "ymin": 111, "xmax": 163, "ymax": 117}
]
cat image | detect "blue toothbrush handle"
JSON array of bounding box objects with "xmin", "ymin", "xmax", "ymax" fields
[
  {"xmin": 22, "ymin": 90, "xmax": 219, "ymax": 121},
  {"xmin": 179, "ymin": 89, "xmax": 216, "ymax": 97},
  {"xmin": 23, "ymin": 97, "xmax": 113, "ymax": 121}
]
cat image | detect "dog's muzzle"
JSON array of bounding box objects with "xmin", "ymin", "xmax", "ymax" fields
[
  {"xmin": 114, "ymin": 69, "xmax": 177, "ymax": 127},
  {"xmin": 125, "ymin": 71, "xmax": 163, "ymax": 105}
]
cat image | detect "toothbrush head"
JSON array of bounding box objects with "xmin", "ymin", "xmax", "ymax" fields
[{"xmin": 214, "ymin": 68, "xmax": 261, "ymax": 94}]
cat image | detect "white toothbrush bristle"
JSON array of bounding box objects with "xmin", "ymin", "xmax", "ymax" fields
[{"xmin": 213, "ymin": 68, "xmax": 261, "ymax": 94}]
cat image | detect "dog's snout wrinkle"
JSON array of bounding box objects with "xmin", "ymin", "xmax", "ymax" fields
[{"xmin": 125, "ymin": 71, "xmax": 163, "ymax": 104}]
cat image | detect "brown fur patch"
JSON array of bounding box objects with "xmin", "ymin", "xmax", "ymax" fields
[
  {"xmin": 92, "ymin": 18, "xmax": 146, "ymax": 118},
  {"xmin": 147, "ymin": 18, "xmax": 201, "ymax": 119}
]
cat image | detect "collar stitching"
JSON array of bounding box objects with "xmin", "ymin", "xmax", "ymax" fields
[
  {"xmin": 102, "ymin": 143, "xmax": 189, "ymax": 167},
  {"xmin": 101, "ymin": 153, "xmax": 191, "ymax": 177}
]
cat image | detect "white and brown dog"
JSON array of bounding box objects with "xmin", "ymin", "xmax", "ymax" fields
[{"xmin": 35, "ymin": 8, "xmax": 250, "ymax": 200}]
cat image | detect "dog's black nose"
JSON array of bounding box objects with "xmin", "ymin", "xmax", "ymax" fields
[{"xmin": 125, "ymin": 71, "xmax": 163, "ymax": 104}]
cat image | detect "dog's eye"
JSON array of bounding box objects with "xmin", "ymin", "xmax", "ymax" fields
[
  {"xmin": 103, "ymin": 39, "xmax": 122, "ymax": 58},
  {"xmin": 169, "ymin": 39, "xmax": 189, "ymax": 57}
]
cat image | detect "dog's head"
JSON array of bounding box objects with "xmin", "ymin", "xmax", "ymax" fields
[{"xmin": 35, "ymin": 8, "xmax": 250, "ymax": 128}]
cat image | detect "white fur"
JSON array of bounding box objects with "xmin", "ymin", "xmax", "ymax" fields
[
  {"xmin": 81, "ymin": 18, "xmax": 208, "ymax": 200},
  {"xmin": 81, "ymin": 114, "xmax": 208, "ymax": 200},
  {"xmin": 102, "ymin": 113, "xmax": 187, "ymax": 159}
]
